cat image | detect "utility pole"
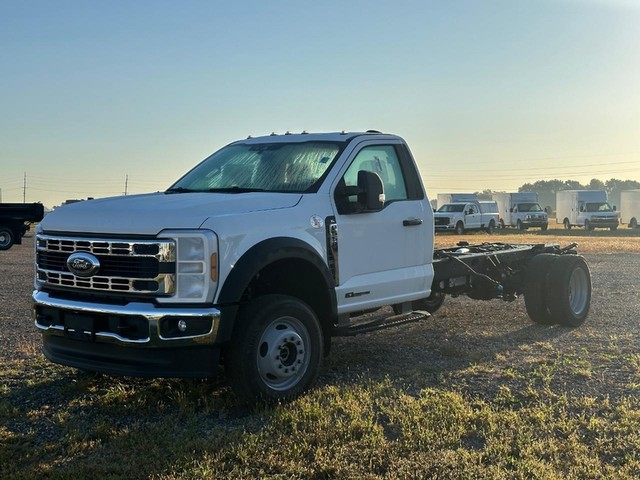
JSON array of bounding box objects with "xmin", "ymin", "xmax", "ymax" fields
[
  {"xmin": 23, "ymin": 172, "xmax": 26, "ymax": 203},
  {"xmin": 124, "ymin": 174, "xmax": 128, "ymax": 196}
]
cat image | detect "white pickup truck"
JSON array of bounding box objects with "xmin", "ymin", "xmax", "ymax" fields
[
  {"xmin": 33, "ymin": 131, "xmax": 592, "ymax": 402},
  {"xmin": 433, "ymin": 200, "xmax": 499, "ymax": 234}
]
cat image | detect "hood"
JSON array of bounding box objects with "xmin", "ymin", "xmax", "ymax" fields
[{"xmin": 41, "ymin": 192, "xmax": 302, "ymax": 236}]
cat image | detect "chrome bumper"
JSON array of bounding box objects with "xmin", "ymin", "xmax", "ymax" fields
[
  {"xmin": 33, "ymin": 290, "xmax": 223, "ymax": 377},
  {"xmin": 33, "ymin": 290, "xmax": 221, "ymax": 347}
]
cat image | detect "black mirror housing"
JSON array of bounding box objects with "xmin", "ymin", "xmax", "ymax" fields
[{"xmin": 357, "ymin": 170, "xmax": 384, "ymax": 212}]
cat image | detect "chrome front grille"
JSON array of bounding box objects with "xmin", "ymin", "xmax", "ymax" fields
[
  {"xmin": 434, "ymin": 217, "xmax": 450, "ymax": 226},
  {"xmin": 36, "ymin": 234, "xmax": 176, "ymax": 296}
]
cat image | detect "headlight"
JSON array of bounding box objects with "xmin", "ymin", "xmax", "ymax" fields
[{"xmin": 158, "ymin": 230, "xmax": 218, "ymax": 303}]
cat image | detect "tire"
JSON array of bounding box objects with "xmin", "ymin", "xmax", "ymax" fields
[
  {"xmin": 499, "ymin": 219, "xmax": 505, "ymax": 229},
  {"xmin": 223, "ymin": 294, "xmax": 323, "ymax": 403},
  {"xmin": 546, "ymin": 256, "xmax": 591, "ymax": 327},
  {"xmin": 524, "ymin": 254, "xmax": 560, "ymax": 325},
  {"xmin": 610, "ymin": 225, "xmax": 618, "ymax": 231},
  {"xmin": 517, "ymin": 220, "xmax": 526, "ymax": 231},
  {"xmin": 486, "ymin": 220, "xmax": 495, "ymax": 234},
  {"xmin": 585, "ymin": 220, "xmax": 593, "ymax": 231},
  {"xmin": 631, "ymin": 218, "xmax": 638, "ymax": 229},
  {"xmin": 455, "ymin": 222, "xmax": 465, "ymax": 235},
  {"xmin": 541, "ymin": 224, "xmax": 548, "ymax": 231},
  {"xmin": 563, "ymin": 219, "xmax": 571, "ymax": 230},
  {"xmin": 0, "ymin": 227, "xmax": 14, "ymax": 250},
  {"xmin": 393, "ymin": 291, "xmax": 446, "ymax": 315}
]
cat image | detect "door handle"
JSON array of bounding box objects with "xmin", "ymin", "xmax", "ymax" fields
[{"xmin": 403, "ymin": 218, "xmax": 423, "ymax": 226}]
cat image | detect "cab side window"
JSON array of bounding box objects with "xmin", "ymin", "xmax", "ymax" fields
[{"xmin": 339, "ymin": 145, "xmax": 408, "ymax": 206}]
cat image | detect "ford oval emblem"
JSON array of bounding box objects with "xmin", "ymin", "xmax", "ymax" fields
[{"xmin": 67, "ymin": 252, "xmax": 100, "ymax": 277}]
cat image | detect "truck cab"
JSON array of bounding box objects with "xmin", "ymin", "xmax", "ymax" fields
[
  {"xmin": 33, "ymin": 131, "xmax": 434, "ymax": 401},
  {"xmin": 510, "ymin": 202, "xmax": 548, "ymax": 230},
  {"xmin": 433, "ymin": 201, "xmax": 498, "ymax": 234}
]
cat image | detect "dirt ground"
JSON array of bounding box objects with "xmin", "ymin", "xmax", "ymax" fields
[{"xmin": 1, "ymin": 232, "xmax": 639, "ymax": 405}]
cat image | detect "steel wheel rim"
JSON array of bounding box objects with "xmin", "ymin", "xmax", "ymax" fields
[
  {"xmin": 256, "ymin": 316, "xmax": 310, "ymax": 391},
  {"xmin": 0, "ymin": 232, "xmax": 10, "ymax": 248},
  {"xmin": 568, "ymin": 267, "xmax": 589, "ymax": 316}
]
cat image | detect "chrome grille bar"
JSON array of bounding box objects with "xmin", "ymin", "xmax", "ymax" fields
[{"xmin": 36, "ymin": 234, "xmax": 176, "ymax": 295}]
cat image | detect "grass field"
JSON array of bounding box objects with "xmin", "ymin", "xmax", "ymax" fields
[{"xmin": 1, "ymin": 231, "xmax": 639, "ymax": 479}]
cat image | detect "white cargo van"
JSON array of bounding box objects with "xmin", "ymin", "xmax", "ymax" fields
[
  {"xmin": 492, "ymin": 192, "xmax": 548, "ymax": 230},
  {"xmin": 556, "ymin": 190, "xmax": 618, "ymax": 231},
  {"xmin": 620, "ymin": 190, "xmax": 640, "ymax": 229}
]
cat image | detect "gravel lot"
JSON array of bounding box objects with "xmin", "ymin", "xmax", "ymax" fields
[{"xmin": 2, "ymin": 236, "xmax": 639, "ymax": 401}]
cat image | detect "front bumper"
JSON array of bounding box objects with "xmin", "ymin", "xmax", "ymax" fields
[
  {"xmin": 435, "ymin": 224, "xmax": 455, "ymax": 231},
  {"xmin": 521, "ymin": 220, "xmax": 548, "ymax": 228},
  {"xmin": 589, "ymin": 219, "xmax": 619, "ymax": 228},
  {"xmin": 33, "ymin": 290, "xmax": 222, "ymax": 377}
]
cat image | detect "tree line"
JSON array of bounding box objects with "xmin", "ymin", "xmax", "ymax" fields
[{"xmin": 475, "ymin": 179, "xmax": 640, "ymax": 212}]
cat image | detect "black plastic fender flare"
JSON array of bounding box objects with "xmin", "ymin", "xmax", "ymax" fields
[{"xmin": 216, "ymin": 237, "xmax": 337, "ymax": 342}]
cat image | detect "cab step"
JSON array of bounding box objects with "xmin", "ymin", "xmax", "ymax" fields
[{"xmin": 332, "ymin": 310, "xmax": 431, "ymax": 337}]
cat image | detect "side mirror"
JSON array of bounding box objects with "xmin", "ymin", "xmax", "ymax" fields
[
  {"xmin": 580, "ymin": 205, "xmax": 585, "ymax": 212},
  {"xmin": 357, "ymin": 170, "xmax": 385, "ymax": 212},
  {"xmin": 509, "ymin": 207, "xmax": 514, "ymax": 213},
  {"xmin": 613, "ymin": 205, "xmax": 617, "ymax": 211}
]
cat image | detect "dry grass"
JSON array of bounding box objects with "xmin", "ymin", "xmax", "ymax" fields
[{"xmin": 435, "ymin": 220, "xmax": 640, "ymax": 253}]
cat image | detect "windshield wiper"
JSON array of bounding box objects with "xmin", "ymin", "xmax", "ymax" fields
[
  {"xmin": 165, "ymin": 187, "xmax": 198, "ymax": 194},
  {"xmin": 206, "ymin": 187, "xmax": 266, "ymax": 193}
]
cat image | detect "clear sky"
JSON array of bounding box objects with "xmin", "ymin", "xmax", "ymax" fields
[{"xmin": 1, "ymin": 0, "xmax": 638, "ymax": 208}]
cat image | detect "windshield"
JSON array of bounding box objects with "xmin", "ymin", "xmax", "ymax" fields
[
  {"xmin": 586, "ymin": 202, "xmax": 613, "ymax": 212},
  {"xmin": 437, "ymin": 204, "xmax": 465, "ymax": 213},
  {"xmin": 169, "ymin": 141, "xmax": 342, "ymax": 193},
  {"xmin": 517, "ymin": 202, "xmax": 543, "ymax": 212}
]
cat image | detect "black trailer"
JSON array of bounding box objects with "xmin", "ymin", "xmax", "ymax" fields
[{"xmin": 0, "ymin": 203, "xmax": 45, "ymax": 250}]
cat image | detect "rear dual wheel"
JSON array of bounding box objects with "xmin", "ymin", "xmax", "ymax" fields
[{"xmin": 524, "ymin": 254, "xmax": 591, "ymax": 327}]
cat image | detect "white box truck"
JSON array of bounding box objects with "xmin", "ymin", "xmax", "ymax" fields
[
  {"xmin": 492, "ymin": 192, "xmax": 548, "ymax": 230},
  {"xmin": 436, "ymin": 193, "xmax": 477, "ymax": 209},
  {"xmin": 556, "ymin": 190, "xmax": 618, "ymax": 231},
  {"xmin": 620, "ymin": 190, "xmax": 640, "ymax": 229}
]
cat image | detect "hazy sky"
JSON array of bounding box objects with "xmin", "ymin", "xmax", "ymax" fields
[{"xmin": 1, "ymin": 0, "xmax": 638, "ymax": 207}]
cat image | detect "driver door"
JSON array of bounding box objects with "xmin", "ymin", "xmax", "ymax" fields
[{"xmin": 331, "ymin": 142, "xmax": 431, "ymax": 315}]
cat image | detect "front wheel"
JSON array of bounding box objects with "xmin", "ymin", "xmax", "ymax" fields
[
  {"xmin": 585, "ymin": 220, "xmax": 593, "ymax": 231},
  {"xmin": 0, "ymin": 227, "xmax": 14, "ymax": 250},
  {"xmin": 630, "ymin": 218, "xmax": 638, "ymax": 229},
  {"xmin": 223, "ymin": 294, "xmax": 323, "ymax": 403},
  {"xmin": 610, "ymin": 224, "xmax": 618, "ymax": 231},
  {"xmin": 486, "ymin": 220, "xmax": 496, "ymax": 234},
  {"xmin": 563, "ymin": 219, "xmax": 572, "ymax": 230},
  {"xmin": 541, "ymin": 224, "xmax": 548, "ymax": 231},
  {"xmin": 455, "ymin": 222, "xmax": 465, "ymax": 235}
]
